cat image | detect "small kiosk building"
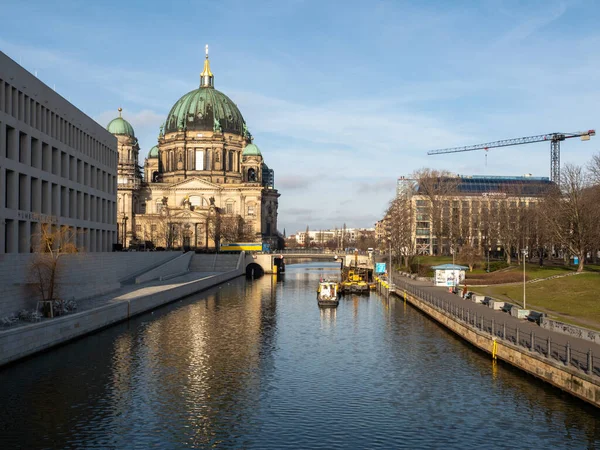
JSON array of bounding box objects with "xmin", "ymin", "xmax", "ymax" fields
[{"xmin": 431, "ymin": 264, "xmax": 468, "ymax": 287}]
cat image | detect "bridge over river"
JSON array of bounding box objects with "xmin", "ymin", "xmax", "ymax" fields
[
  {"xmin": 249, "ymin": 250, "xmax": 372, "ymax": 276},
  {"xmin": 0, "ymin": 262, "xmax": 598, "ymax": 449}
]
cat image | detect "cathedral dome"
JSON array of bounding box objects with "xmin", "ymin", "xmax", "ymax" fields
[
  {"xmin": 148, "ymin": 145, "xmax": 159, "ymax": 158},
  {"xmin": 242, "ymin": 142, "xmax": 261, "ymax": 157},
  {"xmin": 107, "ymin": 108, "xmax": 135, "ymax": 137},
  {"xmin": 163, "ymin": 47, "xmax": 245, "ymax": 135},
  {"xmin": 164, "ymin": 88, "xmax": 245, "ymax": 135}
]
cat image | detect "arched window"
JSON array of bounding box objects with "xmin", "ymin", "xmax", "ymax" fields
[
  {"xmin": 189, "ymin": 195, "xmax": 202, "ymax": 209},
  {"xmin": 248, "ymin": 168, "xmax": 256, "ymax": 182}
]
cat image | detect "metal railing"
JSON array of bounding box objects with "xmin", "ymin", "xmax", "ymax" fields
[{"xmin": 391, "ymin": 274, "xmax": 598, "ymax": 377}]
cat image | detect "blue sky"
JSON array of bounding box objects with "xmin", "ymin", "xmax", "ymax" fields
[{"xmin": 2, "ymin": 0, "xmax": 599, "ymax": 235}]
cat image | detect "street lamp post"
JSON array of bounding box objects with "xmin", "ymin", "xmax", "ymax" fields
[{"xmin": 522, "ymin": 247, "xmax": 528, "ymax": 310}]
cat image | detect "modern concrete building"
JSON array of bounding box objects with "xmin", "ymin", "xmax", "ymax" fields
[
  {"xmin": 0, "ymin": 51, "xmax": 118, "ymax": 253},
  {"xmin": 109, "ymin": 46, "xmax": 281, "ymax": 251},
  {"xmin": 388, "ymin": 174, "xmax": 554, "ymax": 256}
]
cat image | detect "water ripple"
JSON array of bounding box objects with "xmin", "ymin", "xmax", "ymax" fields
[{"xmin": 0, "ymin": 263, "xmax": 599, "ymax": 449}]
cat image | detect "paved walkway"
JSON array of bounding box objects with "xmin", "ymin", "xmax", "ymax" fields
[
  {"xmin": 3, "ymin": 271, "xmax": 221, "ymax": 330},
  {"xmin": 391, "ymin": 272, "xmax": 600, "ymax": 377}
]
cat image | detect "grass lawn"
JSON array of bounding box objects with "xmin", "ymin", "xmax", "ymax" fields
[
  {"xmin": 472, "ymin": 272, "xmax": 600, "ymax": 329},
  {"xmin": 415, "ymin": 256, "xmax": 453, "ymax": 265}
]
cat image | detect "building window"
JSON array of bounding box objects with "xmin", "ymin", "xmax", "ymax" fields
[
  {"xmin": 226, "ymin": 203, "xmax": 233, "ymax": 214},
  {"xmin": 195, "ymin": 149, "xmax": 204, "ymax": 170},
  {"xmin": 247, "ymin": 205, "xmax": 255, "ymax": 216}
]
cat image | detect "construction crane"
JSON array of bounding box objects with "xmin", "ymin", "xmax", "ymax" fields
[{"xmin": 427, "ymin": 130, "xmax": 596, "ymax": 183}]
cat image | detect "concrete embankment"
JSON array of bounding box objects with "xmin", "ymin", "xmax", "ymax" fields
[
  {"xmin": 0, "ymin": 253, "xmax": 246, "ymax": 367},
  {"xmin": 387, "ymin": 281, "xmax": 600, "ymax": 408}
]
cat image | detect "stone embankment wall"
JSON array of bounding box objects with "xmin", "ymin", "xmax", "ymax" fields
[
  {"xmin": 0, "ymin": 267, "xmax": 244, "ymax": 367},
  {"xmin": 542, "ymin": 318, "xmax": 600, "ymax": 345},
  {"xmin": 0, "ymin": 252, "xmax": 182, "ymax": 317},
  {"xmin": 398, "ymin": 291, "xmax": 600, "ymax": 408}
]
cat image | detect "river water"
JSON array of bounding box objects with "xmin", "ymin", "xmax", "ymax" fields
[{"xmin": 0, "ymin": 262, "xmax": 599, "ymax": 449}]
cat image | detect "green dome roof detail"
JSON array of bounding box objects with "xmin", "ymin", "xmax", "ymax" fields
[
  {"xmin": 242, "ymin": 143, "xmax": 261, "ymax": 157},
  {"xmin": 164, "ymin": 87, "xmax": 245, "ymax": 135},
  {"xmin": 107, "ymin": 109, "xmax": 135, "ymax": 137},
  {"xmin": 148, "ymin": 145, "xmax": 159, "ymax": 158}
]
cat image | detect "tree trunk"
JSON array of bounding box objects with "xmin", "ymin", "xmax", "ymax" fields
[
  {"xmin": 578, "ymin": 250, "xmax": 585, "ymax": 273},
  {"xmin": 48, "ymin": 259, "xmax": 57, "ymax": 302}
]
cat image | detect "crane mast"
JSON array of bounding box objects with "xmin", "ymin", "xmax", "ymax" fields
[{"xmin": 427, "ymin": 130, "xmax": 595, "ymax": 183}]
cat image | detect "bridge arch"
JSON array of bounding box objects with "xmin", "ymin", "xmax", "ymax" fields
[{"xmin": 245, "ymin": 262, "xmax": 264, "ymax": 279}]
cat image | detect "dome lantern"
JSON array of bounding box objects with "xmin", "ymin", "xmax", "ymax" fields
[
  {"xmin": 200, "ymin": 44, "xmax": 214, "ymax": 88},
  {"xmin": 107, "ymin": 107, "xmax": 135, "ymax": 138}
]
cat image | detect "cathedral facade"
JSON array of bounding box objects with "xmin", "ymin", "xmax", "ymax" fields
[{"xmin": 108, "ymin": 48, "xmax": 280, "ymax": 251}]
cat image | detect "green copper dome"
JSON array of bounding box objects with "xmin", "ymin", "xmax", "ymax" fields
[
  {"xmin": 107, "ymin": 109, "xmax": 135, "ymax": 137},
  {"xmin": 164, "ymin": 87, "xmax": 245, "ymax": 135},
  {"xmin": 242, "ymin": 143, "xmax": 261, "ymax": 157},
  {"xmin": 148, "ymin": 145, "xmax": 159, "ymax": 158}
]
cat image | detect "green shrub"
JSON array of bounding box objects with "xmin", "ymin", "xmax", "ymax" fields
[{"xmin": 489, "ymin": 261, "xmax": 509, "ymax": 272}]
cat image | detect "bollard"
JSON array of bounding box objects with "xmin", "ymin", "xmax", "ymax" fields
[
  {"xmin": 481, "ymin": 315, "xmax": 484, "ymax": 331},
  {"xmin": 588, "ymin": 349, "xmax": 593, "ymax": 375},
  {"xmin": 474, "ymin": 312, "xmax": 477, "ymax": 328},
  {"xmin": 530, "ymin": 331, "xmax": 535, "ymax": 351},
  {"xmin": 566, "ymin": 342, "xmax": 571, "ymax": 367},
  {"xmin": 547, "ymin": 336, "xmax": 551, "ymax": 358},
  {"xmin": 503, "ymin": 322, "xmax": 506, "ymax": 340},
  {"xmin": 515, "ymin": 327, "xmax": 519, "ymax": 346},
  {"xmin": 491, "ymin": 319, "xmax": 495, "ymax": 336}
]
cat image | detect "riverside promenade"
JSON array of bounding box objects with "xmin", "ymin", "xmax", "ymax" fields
[
  {"xmin": 0, "ymin": 253, "xmax": 247, "ymax": 367},
  {"xmin": 389, "ymin": 272, "xmax": 600, "ymax": 407}
]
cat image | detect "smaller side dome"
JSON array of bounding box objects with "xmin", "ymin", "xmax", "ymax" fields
[
  {"xmin": 243, "ymin": 143, "xmax": 262, "ymax": 157},
  {"xmin": 148, "ymin": 145, "xmax": 159, "ymax": 158},
  {"xmin": 107, "ymin": 108, "xmax": 135, "ymax": 137}
]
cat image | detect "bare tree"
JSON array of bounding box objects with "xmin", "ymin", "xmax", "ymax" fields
[
  {"xmin": 385, "ymin": 192, "xmax": 414, "ymax": 269},
  {"xmin": 457, "ymin": 242, "xmax": 480, "ymax": 272},
  {"xmin": 543, "ymin": 164, "xmax": 597, "ymax": 272},
  {"xmin": 412, "ymin": 168, "xmax": 459, "ymax": 255},
  {"xmin": 28, "ymin": 224, "xmax": 79, "ymax": 316},
  {"xmin": 220, "ymin": 215, "xmax": 255, "ymax": 243},
  {"xmin": 587, "ymin": 152, "xmax": 600, "ymax": 185},
  {"xmin": 207, "ymin": 207, "xmax": 222, "ymax": 251}
]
